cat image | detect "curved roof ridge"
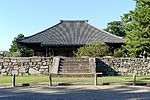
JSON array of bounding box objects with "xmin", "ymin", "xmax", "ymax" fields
[
  {"xmin": 60, "ymin": 20, "xmax": 88, "ymax": 22},
  {"xmin": 85, "ymin": 21, "xmax": 124, "ymax": 40}
]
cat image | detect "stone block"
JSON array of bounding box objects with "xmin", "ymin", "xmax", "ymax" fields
[
  {"xmin": 0, "ymin": 66, "xmax": 3, "ymax": 69},
  {"xmin": 118, "ymin": 68, "xmax": 128, "ymax": 72},
  {"xmin": 31, "ymin": 58, "xmax": 41, "ymax": 62},
  {"xmin": 1, "ymin": 73, "xmax": 7, "ymax": 76},
  {"xmin": 12, "ymin": 70, "xmax": 19, "ymax": 75},
  {"xmin": 37, "ymin": 62, "xmax": 42, "ymax": 65},
  {"xmin": 29, "ymin": 68, "xmax": 40, "ymax": 75},
  {"xmin": 9, "ymin": 62, "xmax": 12, "ymax": 65},
  {"xmin": 13, "ymin": 65, "xmax": 18, "ymax": 68},
  {"xmin": 0, "ymin": 59, "xmax": 4, "ymax": 62},
  {"xmin": 89, "ymin": 58, "xmax": 96, "ymax": 73},
  {"xmin": 43, "ymin": 62, "xmax": 47, "ymax": 65},
  {"xmin": 11, "ymin": 59, "xmax": 17, "ymax": 62},
  {"xmin": 148, "ymin": 63, "xmax": 150, "ymax": 68},
  {"xmin": 17, "ymin": 58, "xmax": 30, "ymax": 62},
  {"xmin": 40, "ymin": 66, "xmax": 48, "ymax": 69},
  {"xmin": 36, "ymin": 65, "xmax": 40, "ymax": 68},
  {"xmin": 39, "ymin": 69, "xmax": 45, "ymax": 72},
  {"xmin": 51, "ymin": 57, "xmax": 60, "ymax": 73},
  {"xmin": 4, "ymin": 66, "xmax": 8, "ymax": 68},
  {"xmin": 1, "ymin": 69, "xmax": 6, "ymax": 72},
  {"xmin": 3, "ymin": 62, "xmax": 8, "ymax": 66},
  {"xmin": 19, "ymin": 67, "xmax": 26, "ymax": 73},
  {"xmin": 4, "ymin": 58, "xmax": 10, "ymax": 62}
]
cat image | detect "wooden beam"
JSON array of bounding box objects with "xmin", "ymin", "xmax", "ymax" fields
[
  {"xmin": 49, "ymin": 73, "xmax": 102, "ymax": 75},
  {"xmin": 49, "ymin": 73, "xmax": 102, "ymax": 86}
]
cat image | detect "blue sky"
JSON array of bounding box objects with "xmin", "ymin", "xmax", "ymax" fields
[{"xmin": 0, "ymin": 0, "xmax": 135, "ymax": 51}]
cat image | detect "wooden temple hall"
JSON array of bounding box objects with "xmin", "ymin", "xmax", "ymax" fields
[{"xmin": 17, "ymin": 20, "xmax": 125, "ymax": 57}]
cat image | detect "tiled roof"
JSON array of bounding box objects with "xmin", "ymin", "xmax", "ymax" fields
[{"xmin": 17, "ymin": 20, "xmax": 125, "ymax": 46}]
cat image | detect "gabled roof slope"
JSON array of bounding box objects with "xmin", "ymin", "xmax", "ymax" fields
[{"xmin": 17, "ymin": 20, "xmax": 125, "ymax": 46}]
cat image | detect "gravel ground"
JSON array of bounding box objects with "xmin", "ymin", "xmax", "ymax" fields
[{"xmin": 0, "ymin": 85, "xmax": 150, "ymax": 100}]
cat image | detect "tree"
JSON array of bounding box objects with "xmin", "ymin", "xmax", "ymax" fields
[
  {"xmin": 9, "ymin": 34, "xmax": 33, "ymax": 57},
  {"xmin": 104, "ymin": 21, "xmax": 126, "ymax": 37},
  {"xmin": 122, "ymin": 0, "xmax": 150, "ymax": 58},
  {"xmin": 75, "ymin": 41, "xmax": 110, "ymax": 57}
]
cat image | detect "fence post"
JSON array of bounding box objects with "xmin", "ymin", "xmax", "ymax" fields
[
  {"xmin": 12, "ymin": 74, "xmax": 15, "ymax": 87},
  {"xmin": 133, "ymin": 72, "xmax": 136, "ymax": 85},
  {"xmin": 94, "ymin": 74, "xmax": 97, "ymax": 86},
  {"xmin": 49, "ymin": 74, "xmax": 52, "ymax": 86}
]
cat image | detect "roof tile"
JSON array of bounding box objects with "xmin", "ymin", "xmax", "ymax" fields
[{"xmin": 17, "ymin": 20, "xmax": 125, "ymax": 46}]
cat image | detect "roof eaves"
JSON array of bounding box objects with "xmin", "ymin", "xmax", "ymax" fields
[
  {"xmin": 85, "ymin": 21, "xmax": 125, "ymax": 40},
  {"xmin": 16, "ymin": 21, "xmax": 63, "ymax": 43},
  {"xmin": 41, "ymin": 44, "xmax": 85, "ymax": 47}
]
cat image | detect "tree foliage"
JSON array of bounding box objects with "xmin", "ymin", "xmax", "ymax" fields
[
  {"xmin": 9, "ymin": 34, "xmax": 33, "ymax": 57},
  {"xmin": 75, "ymin": 41, "xmax": 110, "ymax": 57},
  {"xmin": 104, "ymin": 21, "xmax": 126, "ymax": 37},
  {"xmin": 122, "ymin": 0, "xmax": 150, "ymax": 58}
]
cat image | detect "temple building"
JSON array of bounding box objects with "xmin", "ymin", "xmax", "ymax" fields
[{"xmin": 16, "ymin": 20, "xmax": 125, "ymax": 57}]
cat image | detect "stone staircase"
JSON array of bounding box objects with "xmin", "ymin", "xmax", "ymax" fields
[
  {"xmin": 59, "ymin": 58, "xmax": 90, "ymax": 73},
  {"xmin": 51, "ymin": 57, "xmax": 96, "ymax": 77}
]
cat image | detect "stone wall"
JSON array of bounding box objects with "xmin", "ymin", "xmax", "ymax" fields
[
  {"xmin": 0, "ymin": 57, "xmax": 52, "ymax": 76},
  {"xmin": 97, "ymin": 57, "xmax": 150, "ymax": 75},
  {"xmin": 0, "ymin": 57, "xmax": 150, "ymax": 76}
]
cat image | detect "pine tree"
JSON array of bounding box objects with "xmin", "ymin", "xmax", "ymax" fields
[
  {"xmin": 9, "ymin": 34, "xmax": 33, "ymax": 57},
  {"xmin": 122, "ymin": 0, "xmax": 150, "ymax": 58},
  {"xmin": 104, "ymin": 21, "xmax": 126, "ymax": 37}
]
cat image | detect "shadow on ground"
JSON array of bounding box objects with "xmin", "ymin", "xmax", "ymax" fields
[{"xmin": 0, "ymin": 85, "xmax": 150, "ymax": 100}]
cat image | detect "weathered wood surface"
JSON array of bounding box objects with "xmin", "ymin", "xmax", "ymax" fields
[
  {"xmin": 49, "ymin": 73, "xmax": 102, "ymax": 86},
  {"xmin": 49, "ymin": 73, "xmax": 102, "ymax": 75}
]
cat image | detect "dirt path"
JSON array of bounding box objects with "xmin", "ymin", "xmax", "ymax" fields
[{"xmin": 0, "ymin": 85, "xmax": 150, "ymax": 100}]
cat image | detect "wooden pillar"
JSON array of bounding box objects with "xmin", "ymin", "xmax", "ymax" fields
[
  {"xmin": 46, "ymin": 47, "xmax": 48, "ymax": 57},
  {"xmin": 52, "ymin": 50, "xmax": 54, "ymax": 56},
  {"xmin": 72, "ymin": 47, "xmax": 76, "ymax": 57},
  {"xmin": 33, "ymin": 50, "xmax": 36, "ymax": 56}
]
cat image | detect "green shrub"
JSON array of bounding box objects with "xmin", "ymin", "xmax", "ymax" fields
[
  {"xmin": 75, "ymin": 41, "xmax": 110, "ymax": 57},
  {"xmin": 11, "ymin": 52, "xmax": 22, "ymax": 57}
]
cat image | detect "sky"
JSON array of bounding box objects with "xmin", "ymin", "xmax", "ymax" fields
[{"xmin": 0, "ymin": 0, "xmax": 135, "ymax": 51}]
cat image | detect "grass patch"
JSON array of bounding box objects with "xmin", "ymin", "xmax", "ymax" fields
[{"xmin": 0, "ymin": 75, "xmax": 150, "ymax": 83}]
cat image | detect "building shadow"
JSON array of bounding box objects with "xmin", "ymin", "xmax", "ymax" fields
[{"xmin": 96, "ymin": 58, "xmax": 118, "ymax": 76}]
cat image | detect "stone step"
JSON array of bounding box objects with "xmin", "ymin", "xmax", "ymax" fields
[
  {"xmin": 59, "ymin": 69, "xmax": 90, "ymax": 72},
  {"xmin": 61, "ymin": 63, "xmax": 79, "ymax": 66},
  {"xmin": 60, "ymin": 61, "xmax": 89, "ymax": 64},
  {"xmin": 57, "ymin": 58, "xmax": 92, "ymax": 75},
  {"xmin": 59, "ymin": 70, "xmax": 90, "ymax": 73},
  {"xmin": 60, "ymin": 64, "xmax": 89, "ymax": 67},
  {"xmin": 59, "ymin": 66, "xmax": 89, "ymax": 69},
  {"xmin": 61, "ymin": 64, "xmax": 89, "ymax": 67},
  {"xmin": 60, "ymin": 68, "xmax": 90, "ymax": 70},
  {"xmin": 61, "ymin": 58, "xmax": 89, "ymax": 61}
]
